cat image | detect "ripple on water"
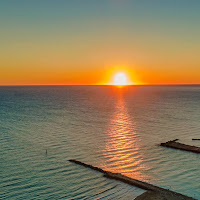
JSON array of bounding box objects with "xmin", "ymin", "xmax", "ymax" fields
[{"xmin": 0, "ymin": 86, "xmax": 200, "ymax": 199}]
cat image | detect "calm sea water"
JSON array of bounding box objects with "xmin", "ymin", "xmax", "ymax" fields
[{"xmin": 0, "ymin": 86, "xmax": 200, "ymax": 199}]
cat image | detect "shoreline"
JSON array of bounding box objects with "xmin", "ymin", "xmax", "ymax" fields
[{"xmin": 135, "ymin": 191, "xmax": 188, "ymax": 200}]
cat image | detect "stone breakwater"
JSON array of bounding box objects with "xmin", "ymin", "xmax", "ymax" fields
[
  {"xmin": 69, "ymin": 159, "xmax": 196, "ymax": 200},
  {"xmin": 160, "ymin": 139, "xmax": 200, "ymax": 153}
]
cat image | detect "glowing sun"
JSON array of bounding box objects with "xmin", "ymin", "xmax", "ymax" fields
[{"xmin": 113, "ymin": 72, "xmax": 128, "ymax": 86}]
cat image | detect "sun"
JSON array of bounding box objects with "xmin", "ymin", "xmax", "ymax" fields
[{"xmin": 113, "ymin": 72, "xmax": 128, "ymax": 86}]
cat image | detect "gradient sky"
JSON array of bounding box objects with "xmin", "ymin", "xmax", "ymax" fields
[{"xmin": 0, "ymin": 0, "xmax": 200, "ymax": 85}]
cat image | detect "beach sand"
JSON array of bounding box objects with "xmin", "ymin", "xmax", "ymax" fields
[{"xmin": 135, "ymin": 191, "xmax": 194, "ymax": 200}]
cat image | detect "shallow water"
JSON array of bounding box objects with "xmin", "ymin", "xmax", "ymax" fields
[{"xmin": 0, "ymin": 86, "xmax": 200, "ymax": 199}]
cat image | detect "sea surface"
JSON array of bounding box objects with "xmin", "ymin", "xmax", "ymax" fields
[{"xmin": 0, "ymin": 85, "xmax": 200, "ymax": 200}]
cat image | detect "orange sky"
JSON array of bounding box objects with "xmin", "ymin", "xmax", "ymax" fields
[
  {"xmin": 1, "ymin": 63, "xmax": 199, "ymax": 86},
  {"xmin": 0, "ymin": 1, "xmax": 200, "ymax": 85}
]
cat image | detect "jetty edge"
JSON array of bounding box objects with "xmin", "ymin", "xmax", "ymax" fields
[
  {"xmin": 69, "ymin": 159, "xmax": 196, "ymax": 200},
  {"xmin": 160, "ymin": 139, "xmax": 200, "ymax": 153}
]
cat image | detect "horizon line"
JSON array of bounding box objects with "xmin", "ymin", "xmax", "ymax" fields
[{"xmin": 0, "ymin": 84, "xmax": 200, "ymax": 87}]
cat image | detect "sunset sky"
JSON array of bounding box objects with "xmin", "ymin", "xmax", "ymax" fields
[{"xmin": 0, "ymin": 0, "xmax": 200, "ymax": 85}]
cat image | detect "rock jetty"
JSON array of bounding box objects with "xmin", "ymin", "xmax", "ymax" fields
[
  {"xmin": 69, "ymin": 159, "xmax": 196, "ymax": 200},
  {"xmin": 160, "ymin": 139, "xmax": 200, "ymax": 153}
]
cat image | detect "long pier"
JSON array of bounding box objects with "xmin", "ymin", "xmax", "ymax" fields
[
  {"xmin": 160, "ymin": 139, "xmax": 200, "ymax": 153},
  {"xmin": 69, "ymin": 159, "xmax": 196, "ymax": 200}
]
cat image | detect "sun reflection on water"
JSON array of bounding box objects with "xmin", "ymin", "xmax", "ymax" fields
[{"xmin": 104, "ymin": 91, "xmax": 147, "ymax": 180}]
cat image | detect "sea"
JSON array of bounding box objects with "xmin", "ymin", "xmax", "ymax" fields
[{"xmin": 0, "ymin": 85, "xmax": 200, "ymax": 200}]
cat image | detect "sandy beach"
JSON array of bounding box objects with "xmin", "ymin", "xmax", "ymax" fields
[{"xmin": 135, "ymin": 191, "xmax": 195, "ymax": 200}]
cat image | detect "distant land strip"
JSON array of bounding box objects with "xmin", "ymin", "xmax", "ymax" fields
[{"xmin": 69, "ymin": 159, "xmax": 196, "ymax": 200}]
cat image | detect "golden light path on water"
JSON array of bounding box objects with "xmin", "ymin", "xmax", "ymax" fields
[{"xmin": 104, "ymin": 89, "xmax": 148, "ymax": 180}]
